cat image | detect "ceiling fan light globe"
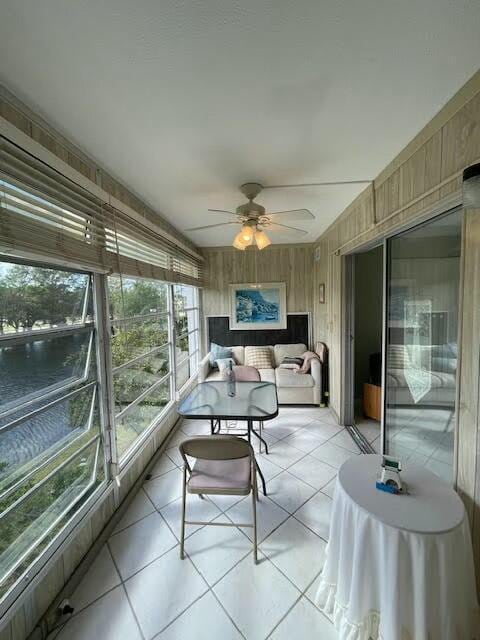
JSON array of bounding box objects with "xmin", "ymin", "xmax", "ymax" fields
[
  {"xmin": 240, "ymin": 224, "xmax": 254, "ymax": 244},
  {"xmin": 255, "ymin": 230, "xmax": 271, "ymax": 250},
  {"xmin": 233, "ymin": 231, "xmax": 248, "ymax": 250}
]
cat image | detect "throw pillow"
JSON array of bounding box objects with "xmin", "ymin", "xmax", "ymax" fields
[
  {"xmin": 279, "ymin": 356, "xmax": 304, "ymax": 370},
  {"xmin": 388, "ymin": 345, "xmax": 410, "ymax": 369},
  {"xmin": 216, "ymin": 357, "xmax": 236, "ymax": 373},
  {"xmin": 245, "ymin": 346, "xmax": 273, "ymax": 369},
  {"xmin": 209, "ymin": 343, "xmax": 233, "ymax": 368}
]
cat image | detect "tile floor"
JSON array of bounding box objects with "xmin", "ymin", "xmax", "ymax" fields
[
  {"xmin": 356, "ymin": 407, "xmax": 455, "ymax": 483},
  {"xmin": 49, "ymin": 406, "xmax": 360, "ymax": 640}
]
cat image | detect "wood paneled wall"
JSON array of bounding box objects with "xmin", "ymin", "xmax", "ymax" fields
[
  {"xmin": 202, "ymin": 244, "xmax": 314, "ymax": 318},
  {"xmin": 312, "ymin": 68, "xmax": 480, "ymax": 587},
  {"xmin": 313, "ymin": 70, "xmax": 480, "ymax": 415}
]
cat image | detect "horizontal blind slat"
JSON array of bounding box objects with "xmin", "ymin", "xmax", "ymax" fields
[{"xmin": 0, "ymin": 136, "xmax": 202, "ymax": 285}]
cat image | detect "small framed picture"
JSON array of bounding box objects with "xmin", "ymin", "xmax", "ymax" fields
[{"xmin": 319, "ymin": 283, "xmax": 325, "ymax": 304}]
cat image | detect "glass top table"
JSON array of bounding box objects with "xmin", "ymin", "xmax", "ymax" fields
[
  {"xmin": 177, "ymin": 381, "xmax": 278, "ymax": 421},
  {"xmin": 177, "ymin": 381, "xmax": 278, "ymax": 495}
]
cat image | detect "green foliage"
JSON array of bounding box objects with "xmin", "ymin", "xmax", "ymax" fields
[
  {"xmin": 109, "ymin": 277, "xmax": 167, "ymax": 319},
  {"xmin": 111, "ymin": 322, "xmax": 168, "ymax": 368},
  {"xmin": 0, "ymin": 439, "xmax": 103, "ymax": 599},
  {"xmin": 0, "ymin": 264, "xmax": 87, "ymax": 332},
  {"xmin": 109, "ymin": 279, "xmax": 170, "ymax": 408}
]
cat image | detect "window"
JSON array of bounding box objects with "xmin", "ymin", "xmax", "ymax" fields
[
  {"xmin": 0, "ymin": 142, "xmax": 204, "ymax": 609},
  {"xmin": 174, "ymin": 284, "xmax": 200, "ymax": 390},
  {"xmin": 108, "ymin": 276, "xmax": 172, "ymax": 460},
  {"xmin": 0, "ymin": 260, "xmax": 104, "ymax": 599}
]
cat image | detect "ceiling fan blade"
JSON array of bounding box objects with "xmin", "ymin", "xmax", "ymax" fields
[
  {"xmin": 207, "ymin": 209, "xmax": 238, "ymax": 216},
  {"xmin": 186, "ymin": 222, "xmax": 239, "ymax": 232},
  {"xmin": 266, "ymin": 222, "xmax": 309, "ymax": 235},
  {"xmin": 267, "ymin": 209, "xmax": 314, "ymax": 221}
]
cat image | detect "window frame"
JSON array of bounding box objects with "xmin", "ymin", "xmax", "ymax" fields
[
  {"xmin": 173, "ymin": 285, "xmax": 200, "ymax": 395},
  {"xmin": 106, "ymin": 276, "xmax": 175, "ymax": 467},
  {"xmin": 0, "ymin": 257, "xmax": 108, "ymax": 610},
  {"xmin": 0, "ymin": 255, "xmax": 202, "ymax": 612}
]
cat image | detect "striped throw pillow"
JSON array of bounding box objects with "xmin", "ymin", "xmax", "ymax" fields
[
  {"xmin": 245, "ymin": 346, "xmax": 273, "ymax": 369},
  {"xmin": 388, "ymin": 345, "xmax": 410, "ymax": 369}
]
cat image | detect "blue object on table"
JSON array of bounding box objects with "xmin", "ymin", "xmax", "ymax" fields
[{"xmin": 376, "ymin": 481, "xmax": 399, "ymax": 495}]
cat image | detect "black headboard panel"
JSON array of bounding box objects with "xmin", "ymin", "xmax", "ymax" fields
[{"xmin": 207, "ymin": 314, "xmax": 310, "ymax": 348}]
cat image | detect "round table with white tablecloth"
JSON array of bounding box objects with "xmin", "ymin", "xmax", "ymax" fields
[{"xmin": 316, "ymin": 454, "xmax": 479, "ymax": 640}]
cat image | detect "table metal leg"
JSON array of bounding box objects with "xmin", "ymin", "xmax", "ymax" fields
[
  {"xmin": 250, "ymin": 421, "xmax": 269, "ymax": 455},
  {"xmin": 249, "ymin": 420, "xmax": 267, "ymax": 496},
  {"xmin": 255, "ymin": 459, "xmax": 267, "ymax": 496}
]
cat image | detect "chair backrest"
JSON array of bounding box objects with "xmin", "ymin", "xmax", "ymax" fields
[{"xmin": 180, "ymin": 435, "xmax": 253, "ymax": 463}]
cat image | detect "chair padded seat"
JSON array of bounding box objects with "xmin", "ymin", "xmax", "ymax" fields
[{"xmin": 188, "ymin": 456, "xmax": 251, "ymax": 495}]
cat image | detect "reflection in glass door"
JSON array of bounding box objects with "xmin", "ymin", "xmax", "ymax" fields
[{"xmin": 384, "ymin": 209, "xmax": 461, "ymax": 483}]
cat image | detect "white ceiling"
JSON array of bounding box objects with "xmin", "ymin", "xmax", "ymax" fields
[{"xmin": 1, "ymin": 1, "xmax": 480, "ymax": 247}]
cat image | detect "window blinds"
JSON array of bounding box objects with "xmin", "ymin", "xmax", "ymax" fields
[{"xmin": 0, "ymin": 136, "xmax": 203, "ymax": 285}]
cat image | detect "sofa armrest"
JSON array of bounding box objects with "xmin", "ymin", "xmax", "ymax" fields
[
  {"xmin": 310, "ymin": 358, "xmax": 322, "ymax": 388},
  {"xmin": 310, "ymin": 359, "xmax": 323, "ymax": 406},
  {"xmin": 198, "ymin": 353, "xmax": 212, "ymax": 382}
]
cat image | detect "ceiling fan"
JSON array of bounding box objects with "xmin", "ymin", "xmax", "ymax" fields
[{"xmin": 186, "ymin": 182, "xmax": 314, "ymax": 250}]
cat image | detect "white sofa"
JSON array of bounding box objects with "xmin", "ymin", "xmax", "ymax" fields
[{"xmin": 198, "ymin": 343, "xmax": 322, "ymax": 405}]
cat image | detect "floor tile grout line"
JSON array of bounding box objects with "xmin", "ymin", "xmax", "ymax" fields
[
  {"xmin": 264, "ymin": 475, "xmax": 321, "ymax": 517},
  {"xmin": 209, "ymin": 586, "xmax": 249, "ymax": 640},
  {"xmin": 152, "ymin": 537, "xmax": 250, "ymax": 640},
  {"xmin": 110, "ymin": 503, "xmax": 156, "ymax": 537},
  {"xmin": 257, "ymin": 523, "xmax": 326, "ymax": 594},
  {"xmin": 52, "ymin": 540, "xmax": 128, "ymax": 635},
  {"xmin": 54, "ymin": 544, "xmax": 126, "ymax": 629},
  {"xmin": 149, "ymin": 559, "xmax": 212, "ymax": 640},
  {"xmin": 276, "ymin": 427, "xmax": 354, "ymax": 457},
  {"xmin": 112, "ymin": 495, "xmax": 251, "ymax": 590},
  {"xmin": 265, "ymin": 563, "xmax": 334, "ymax": 638},
  {"xmin": 181, "ymin": 532, "xmax": 255, "ymax": 608},
  {"xmin": 110, "ymin": 478, "xmax": 182, "ymax": 539},
  {"xmin": 289, "ymin": 512, "xmax": 329, "ymax": 545},
  {"xmin": 223, "ymin": 496, "xmax": 291, "ymax": 546},
  {"xmin": 107, "ymin": 535, "xmax": 147, "ymax": 640},
  {"xmin": 208, "ymin": 544, "xmax": 305, "ymax": 640},
  {"xmin": 264, "ymin": 592, "xmax": 304, "ymax": 639},
  {"xmin": 120, "ymin": 581, "xmax": 147, "ymax": 640},
  {"xmin": 286, "ymin": 463, "xmax": 337, "ymax": 493}
]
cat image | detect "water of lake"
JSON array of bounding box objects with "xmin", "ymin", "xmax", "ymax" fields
[{"xmin": 0, "ymin": 334, "xmax": 89, "ymax": 477}]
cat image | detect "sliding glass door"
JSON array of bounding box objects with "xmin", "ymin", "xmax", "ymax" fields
[{"xmin": 384, "ymin": 209, "xmax": 461, "ymax": 483}]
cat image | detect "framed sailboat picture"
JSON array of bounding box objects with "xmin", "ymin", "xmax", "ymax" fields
[{"xmin": 229, "ymin": 282, "xmax": 287, "ymax": 330}]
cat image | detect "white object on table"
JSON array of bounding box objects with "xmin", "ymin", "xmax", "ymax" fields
[{"xmin": 316, "ymin": 454, "xmax": 479, "ymax": 640}]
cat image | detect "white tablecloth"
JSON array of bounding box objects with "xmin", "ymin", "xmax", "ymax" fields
[{"xmin": 316, "ymin": 454, "xmax": 479, "ymax": 640}]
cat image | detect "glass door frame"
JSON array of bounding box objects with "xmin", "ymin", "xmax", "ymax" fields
[{"xmin": 380, "ymin": 205, "xmax": 463, "ymax": 469}]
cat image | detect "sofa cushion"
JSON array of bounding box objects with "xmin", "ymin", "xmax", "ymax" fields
[
  {"xmin": 275, "ymin": 368, "xmax": 314, "ymax": 388},
  {"xmin": 209, "ymin": 343, "xmax": 233, "ymax": 367},
  {"xmin": 259, "ymin": 368, "xmax": 276, "ymax": 384},
  {"xmin": 231, "ymin": 346, "xmax": 245, "ymax": 365},
  {"xmin": 245, "ymin": 346, "xmax": 274, "ymax": 369},
  {"xmin": 274, "ymin": 344, "xmax": 307, "ymax": 367}
]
